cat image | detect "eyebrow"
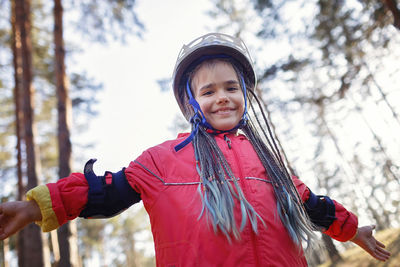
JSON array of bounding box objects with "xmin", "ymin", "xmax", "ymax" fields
[{"xmin": 198, "ymin": 80, "xmax": 240, "ymax": 92}]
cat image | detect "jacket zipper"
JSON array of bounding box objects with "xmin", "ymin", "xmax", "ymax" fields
[
  {"xmin": 224, "ymin": 134, "xmax": 261, "ymax": 266},
  {"xmin": 224, "ymin": 134, "xmax": 232, "ymax": 149}
]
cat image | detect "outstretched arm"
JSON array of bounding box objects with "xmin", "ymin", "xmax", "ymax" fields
[
  {"xmin": 351, "ymin": 225, "xmax": 391, "ymax": 262},
  {"xmin": 0, "ymin": 200, "xmax": 42, "ymax": 240}
]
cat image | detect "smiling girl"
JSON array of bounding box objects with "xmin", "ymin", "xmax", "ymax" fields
[{"xmin": 0, "ymin": 33, "xmax": 391, "ymax": 266}]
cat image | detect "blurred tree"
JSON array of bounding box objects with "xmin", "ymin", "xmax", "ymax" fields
[
  {"xmin": 10, "ymin": 2, "xmax": 25, "ymax": 266},
  {"xmin": 53, "ymin": 0, "xmax": 79, "ymax": 266},
  {"xmin": 1, "ymin": 0, "xmax": 145, "ymax": 265},
  {"xmin": 382, "ymin": 0, "xmax": 400, "ymax": 30},
  {"xmin": 14, "ymin": 0, "xmax": 44, "ymax": 266},
  {"xmin": 107, "ymin": 208, "xmax": 155, "ymax": 267},
  {"xmin": 67, "ymin": 0, "xmax": 144, "ymax": 43}
]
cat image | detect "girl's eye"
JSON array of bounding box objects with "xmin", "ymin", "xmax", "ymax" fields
[
  {"xmin": 202, "ymin": 91, "xmax": 213, "ymax": 96},
  {"xmin": 227, "ymin": 87, "xmax": 239, "ymax": 91}
]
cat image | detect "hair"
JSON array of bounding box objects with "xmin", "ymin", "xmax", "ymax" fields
[{"xmin": 185, "ymin": 58, "xmax": 319, "ymax": 250}]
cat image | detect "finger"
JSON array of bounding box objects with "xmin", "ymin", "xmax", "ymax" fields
[
  {"xmin": 374, "ymin": 254, "xmax": 389, "ymax": 261},
  {"xmin": 0, "ymin": 214, "xmax": 5, "ymax": 228},
  {"xmin": 376, "ymin": 240, "xmax": 386, "ymax": 248},
  {"xmin": 1, "ymin": 219, "xmax": 23, "ymax": 239},
  {"xmin": 0, "ymin": 232, "xmax": 7, "ymax": 240},
  {"xmin": 374, "ymin": 247, "xmax": 391, "ymax": 261},
  {"xmin": 374, "ymin": 250, "xmax": 390, "ymax": 261},
  {"xmin": 0, "ymin": 226, "xmax": 8, "ymax": 240},
  {"xmin": 376, "ymin": 246, "xmax": 391, "ymax": 257}
]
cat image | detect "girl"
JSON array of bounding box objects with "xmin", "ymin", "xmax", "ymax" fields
[{"xmin": 0, "ymin": 33, "xmax": 391, "ymax": 266}]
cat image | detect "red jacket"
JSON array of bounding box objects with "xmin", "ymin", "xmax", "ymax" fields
[{"xmin": 29, "ymin": 133, "xmax": 358, "ymax": 266}]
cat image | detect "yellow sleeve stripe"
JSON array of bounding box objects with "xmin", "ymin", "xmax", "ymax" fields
[{"xmin": 26, "ymin": 185, "xmax": 60, "ymax": 232}]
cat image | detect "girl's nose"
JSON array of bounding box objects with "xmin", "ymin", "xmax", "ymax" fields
[{"xmin": 216, "ymin": 92, "xmax": 229, "ymax": 104}]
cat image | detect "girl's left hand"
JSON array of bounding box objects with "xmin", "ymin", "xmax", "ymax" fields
[{"xmin": 350, "ymin": 225, "xmax": 391, "ymax": 262}]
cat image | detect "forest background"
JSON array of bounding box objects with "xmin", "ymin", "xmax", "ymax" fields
[{"xmin": 0, "ymin": 0, "xmax": 399, "ymax": 266}]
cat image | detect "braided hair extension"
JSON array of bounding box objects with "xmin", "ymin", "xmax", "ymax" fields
[
  {"xmin": 192, "ymin": 122, "xmax": 264, "ymax": 242},
  {"xmin": 242, "ymin": 88, "xmax": 319, "ymax": 250},
  {"xmin": 186, "ymin": 58, "xmax": 318, "ymax": 249}
]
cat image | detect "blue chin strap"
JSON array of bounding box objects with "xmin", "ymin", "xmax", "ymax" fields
[{"xmin": 174, "ymin": 72, "xmax": 248, "ymax": 152}]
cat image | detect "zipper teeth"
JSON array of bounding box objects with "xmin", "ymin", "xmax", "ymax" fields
[{"xmin": 228, "ymin": 135, "xmax": 260, "ymax": 263}]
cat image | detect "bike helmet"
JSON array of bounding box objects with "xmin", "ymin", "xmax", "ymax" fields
[{"xmin": 172, "ymin": 33, "xmax": 257, "ymax": 121}]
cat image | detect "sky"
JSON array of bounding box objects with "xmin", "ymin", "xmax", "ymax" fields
[{"xmin": 70, "ymin": 0, "xmax": 216, "ymax": 173}]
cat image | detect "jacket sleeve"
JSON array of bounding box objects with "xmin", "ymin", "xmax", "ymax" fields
[
  {"xmin": 26, "ymin": 148, "xmax": 163, "ymax": 232},
  {"xmin": 293, "ymin": 177, "xmax": 358, "ymax": 242},
  {"xmin": 26, "ymin": 172, "xmax": 89, "ymax": 232}
]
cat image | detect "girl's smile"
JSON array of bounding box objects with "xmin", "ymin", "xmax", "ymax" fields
[{"xmin": 192, "ymin": 61, "xmax": 245, "ymax": 131}]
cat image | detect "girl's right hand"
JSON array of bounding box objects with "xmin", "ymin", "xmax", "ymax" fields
[{"xmin": 0, "ymin": 200, "xmax": 42, "ymax": 240}]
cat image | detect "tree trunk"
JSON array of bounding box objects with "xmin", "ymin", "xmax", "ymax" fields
[
  {"xmin": 53, "ymin": 1, "xmax": 79, "ymax": 266},
  {"xmin": 51, "ymin": 230, "xmax": 61, "ymax": 264},
  {"xmin": 321, "ymin": 234, "xmax": 342, "ymax": 263},
  {"xmin": 11, "ymin": 2, "xmax": 26, "ymax": 265},
  {"xmin": 383, "ymin": 0, "xmax": 400, "ymax": 30},
  {"xmin": 1, "ymin": 237, "xmax": 10, "ymax": 267},
  {"xmin": 42, "ymin": 233, "xmax": 52, "ymax": 267},
  {"xmin": 15, "ymin": 0, "xmax": 44, "ymax": 266},
  {"xmin": 11, "ymin": 0, "xmax": 24, "ymax": 201}
]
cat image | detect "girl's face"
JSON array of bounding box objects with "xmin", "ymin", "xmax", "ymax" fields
[{"xmin": 192, "ymin": 61, "xmax": 245, "ymax": 131}]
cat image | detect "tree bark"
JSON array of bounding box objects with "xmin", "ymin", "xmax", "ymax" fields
[
  {"xmin": 1, "ymin": 237, "xmax": 10, "ymax": 267},
  {"xmin": 14, "ymin": 0, "xmax": 44, "ymax": 266},
  {"xmin": 11, "ymin": 2, "xmax": 26, "ymax": 266},
  {"xmin": 383, "ymin": 0, "xmax": 400, "ymax": 30},
  {"xmin": 321, "ymin": 234, "xmax": 342, "ymax": 263},
  {"xmin": 53, "ymin": 0, "xmax": 80, "ymax": 266},
  {"xmin": 11, "ymin": 0, "xmax": 24, "ymax": 202}
]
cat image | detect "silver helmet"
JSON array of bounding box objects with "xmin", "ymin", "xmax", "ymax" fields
[{"xmin": 172, "ymin": 33, "xmax": 257, "ymax": 120}]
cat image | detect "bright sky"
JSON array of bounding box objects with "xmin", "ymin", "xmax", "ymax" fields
[{"xmin": 71, "ymin": 0, "xmax": 215, "ymax": 173}]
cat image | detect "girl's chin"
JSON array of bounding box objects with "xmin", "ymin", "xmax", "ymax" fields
[{"xmin": 210, "ymin": 122, "xmax": 239, "ymax": 131}]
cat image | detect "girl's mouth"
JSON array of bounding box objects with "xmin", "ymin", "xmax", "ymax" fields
[{"xmin": 213, "ymin": 108, "xmax": 235, "ymax": 114}]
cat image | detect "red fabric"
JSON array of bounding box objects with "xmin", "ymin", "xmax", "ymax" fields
[
  {"xmin": 47, "ymin": 133, "xmax": 358, "ymax": 266},
  {"xmin": 124, "ymin": 133, "xmax": 307, "ymax": 266},
  {"xmin": 323, "ymin": 200, "xmax": 358, "ymax": 241},
  {"xmin": 105, "ymin": 173, "xmax": 113, "ymax": 185},
  {"xmin": 46, "ymin": 173, "xmax": 88, "ymax": 226},
  {"xmin": 292, "ymin": 176, "xmax": 310, "ymax": 201}
]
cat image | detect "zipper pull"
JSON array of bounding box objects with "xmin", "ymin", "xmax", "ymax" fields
[{"xmin": 224, "ymin": 134, "xmax": 232, "ymax": 149}]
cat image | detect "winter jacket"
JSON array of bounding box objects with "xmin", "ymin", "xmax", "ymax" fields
[{"xmin": 27, "ymin": 132, "xmax": 358, "ymax": 266}]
